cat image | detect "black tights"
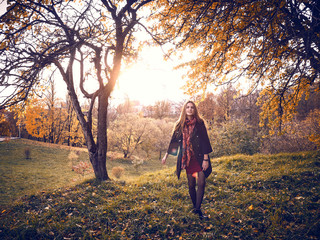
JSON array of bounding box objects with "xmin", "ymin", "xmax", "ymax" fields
[{"xmin": 187, "ymin": 171, "xmax": 206, "ymax": 211}]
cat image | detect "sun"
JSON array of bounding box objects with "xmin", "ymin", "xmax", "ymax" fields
[
  {"xmin": 113, "ymin": 49, "xmax": 186, "ymax": 106},
  {"xmin": 54, "ymin": 47, "xmax": 186, "ymax": 107},
  {"xmin": 115, "ymin": 65, "xmax": 162, "ymax": 105}
]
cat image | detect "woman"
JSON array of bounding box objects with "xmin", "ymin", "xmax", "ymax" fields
[{"xmin": 162, "ymin": 100, "xmax": 212, "ymax": 219}]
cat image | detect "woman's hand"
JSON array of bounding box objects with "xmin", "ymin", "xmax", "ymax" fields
[
  {"xmin": 202, "ymin": 160, "xmax": 209, "ymax": 171},
  {"xmin": 161, "ymin": 153, "xmax": 168, "ymax": 165}
]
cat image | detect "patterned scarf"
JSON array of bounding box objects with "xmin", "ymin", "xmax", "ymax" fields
[{"xmin": 181, "ymin": 117, "xmax": 197, "ymax": 169}]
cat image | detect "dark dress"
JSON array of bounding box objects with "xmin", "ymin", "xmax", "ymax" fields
[{"xmin": 186, "ymin": 154, "xmax": 202, "ymax": 174}]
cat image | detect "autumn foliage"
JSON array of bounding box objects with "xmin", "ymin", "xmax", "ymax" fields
[{"xmin": 152, "ymin": 0, "xmax": 320, "ymax": 134}]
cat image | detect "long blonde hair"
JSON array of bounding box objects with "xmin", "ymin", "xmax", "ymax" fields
[{"xmin": 173, "ymin": 100, "xmax": 204, "ymax": 136}]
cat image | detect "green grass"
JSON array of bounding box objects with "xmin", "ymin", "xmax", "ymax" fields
[
  {"xmin": 0, "ymin": 139, "xmax": 176, "ymax": 206},
  {"xmin": 0, "ymin": 139, "xmax": 93, "ymax": 206},
  {"xmin": 0, "ymin": 139, "xmax": 319, "ymax": 239}
]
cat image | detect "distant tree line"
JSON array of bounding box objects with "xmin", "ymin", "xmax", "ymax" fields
[
  {"xmin": 197, "ymin": 85, "xmax": 320, "ymax": 156},
  {"xmin": 1, "ymin": 84, "xmax": 319, "ymax": 159}
]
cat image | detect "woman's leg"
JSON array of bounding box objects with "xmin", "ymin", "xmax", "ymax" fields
[
  {"xmin": 195, "ymin": 171, "xmax": 206, "ymax": 211},
  {"xmin": 187, "ymin": 173, "xmax": 196, "ymax": 208}
]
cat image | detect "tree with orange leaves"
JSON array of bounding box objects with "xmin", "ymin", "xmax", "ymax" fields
[{"xmin": 152, "ymin": 0, "xmax": 320, "ymax": 134}]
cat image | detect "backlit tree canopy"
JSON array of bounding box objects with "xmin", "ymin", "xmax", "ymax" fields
[{"xmin": 153, "ymin": 0, "xmax": 320, "ymax": 132}]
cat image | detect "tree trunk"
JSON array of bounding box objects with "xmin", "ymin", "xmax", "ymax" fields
[
  {"xmin": 90, "ymin": 89, "xmax": 109, "ymax": 181},
  {"xmin": 89, "ymin": 150, "xmax": 109, "ymax": 181}
]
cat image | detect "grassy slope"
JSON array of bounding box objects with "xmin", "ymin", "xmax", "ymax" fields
[
  {"xmin": 0, "ymin": 139, "xmax": 93, "ymax": 205},
  {"xmin": 0, "ymin": 140, "xmax": 319, "ymax": 239},
  {"xmin": 0, "ymin": 139, "xmax": 176, "ymax": 205}
]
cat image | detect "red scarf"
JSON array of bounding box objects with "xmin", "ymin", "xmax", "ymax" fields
[{"xmin": 182, "ymin": 118, "xmax": 196, "ymax": 169}]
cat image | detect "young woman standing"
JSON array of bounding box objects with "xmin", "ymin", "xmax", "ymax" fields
[{"xmin": 162, "ymin": 100, "xmax": 212, "ymax": 219}]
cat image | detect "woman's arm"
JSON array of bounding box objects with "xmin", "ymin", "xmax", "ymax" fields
[
  {"xmin": 167, "ymin": 130, "xmax": 181, "ymax": 156},
  {"xmin": 202, "ymin": 154, "xmax": 209, "ymax": 170},
  {"xmin": 162, "ymin": 152, "xmax": 168, "ymax": 164}
]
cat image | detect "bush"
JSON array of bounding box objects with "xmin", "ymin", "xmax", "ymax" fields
[
  {"xmin": 209, "ymin": 120, "xmax": 260, "ymax": 157},
  {"xmin": 72, "ymin": 161, "xmax": 93, "ymax": 176},
  {"xmin": 107, "ymin": 151, "xmax": 124, "ymax": 161},
  {"xmin": 260, "ymin": 116, "xmax": 318, "ymax": 154},
  {"xmin": 303, "ymin": 109, "xmax": 320, "ymax": 147},
  {"xmin": 112, "ymin": 167, "xmax": 125, "ymax": 179}
]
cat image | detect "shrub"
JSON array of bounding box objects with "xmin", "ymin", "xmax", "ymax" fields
[
  {"xmin": 112, "ymin": 167, "xmax": 125, "ymax": 179},
  {"xmin": 132, "ymin": 156, "xmax": 144, "ymax": 169},
  {"xmin": 260, "ymin": 116, "xmax": 318, "ymax": 154},
  {"xmin": 303, "ymin": 109, "xmax": 320, "ymax": 147},
  {"xmin": 107, "ymin": 151, "xmax": 124, "ymax": 161},
  {"xmin": 209, "ymin": 120, "xmax": 260, "ymax": 157},
  {"xmin": 72, "ymin": 161, "xmax": 92, "ymax": 176}
]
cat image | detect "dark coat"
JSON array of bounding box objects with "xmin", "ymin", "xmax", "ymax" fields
[{"xmin": 167, "ymin": 120, "xmax": 213, "ymax": 179}]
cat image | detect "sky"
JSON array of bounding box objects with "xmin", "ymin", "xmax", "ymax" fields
[
  {"xmin": 0, "ymin": 1, "xmax": 254, "ymax": 108},
  {"xmin": 112, "ymin": 47, "xmax": 188, "ymax": 106},
  {"xmin": 0, "ymin": 1, "xmax": 5, "ymax": 15},
  {"xmin": 0, "ymin": 1, "xmax": 189, "ymax": 107},
  {"xmin": 51, "ymin": 46, "xmax": 188, "ymax": 107}
]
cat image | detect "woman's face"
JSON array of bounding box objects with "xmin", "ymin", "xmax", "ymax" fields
[{"xmin": 185, "ymin": 102, "xmax": 195, "ymax": 118}]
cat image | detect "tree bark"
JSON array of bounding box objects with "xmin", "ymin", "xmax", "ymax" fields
[{"xmin": 91, "ymin": 89, "xmax": 109, "ymax": 180}]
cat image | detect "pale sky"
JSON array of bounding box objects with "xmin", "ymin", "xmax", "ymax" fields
[
  {"xmin": 0, "ymin": 1, "xmax": 6, "ymax": 16},
  {"xmin": 0, "ymin": 1, "xmax": 189, "ymax": 107},
  {"xmin": 113, "ymin": 47, "xmax": 187, "ymax": 106},
  {"xmin": 0, "ymin": 0, "xmax": 253, "ymax": 108},
  {"xmin": 52, "ymin": 46, "xmax": 188, "ymax": 107},
  {"xmin": 51, "ymin": 46, "xmax": 189, "ymax": 107}
]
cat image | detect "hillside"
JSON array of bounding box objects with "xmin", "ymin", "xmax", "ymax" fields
[
  {"xmin": 0, "ymin": 140, "xmax": 319, "ymax": 239},
  {"xmin": 0, "ymin": 139, "xmax": 175, "ymax": 205}
]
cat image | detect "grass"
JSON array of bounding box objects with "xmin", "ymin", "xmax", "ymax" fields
[
  {"xmin": 0, "ymin": 139, "xmax": 93, "ymax": 206},
  {"xmin": 0, "ymin": 139, "xmax": 319, "ymax": 239},
  {"xmin": 0, "ymin": 139, "xmax": 176, "ymax": 205}
]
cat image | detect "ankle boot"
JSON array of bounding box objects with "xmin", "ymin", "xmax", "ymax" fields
[{"xmin": 193, "ymin": 209, "xmax": 208, "ymax": 220}]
